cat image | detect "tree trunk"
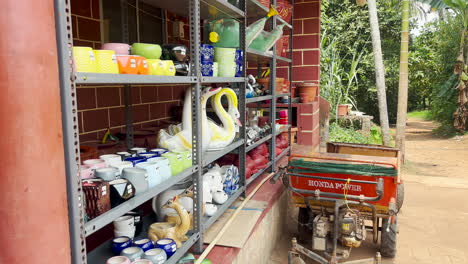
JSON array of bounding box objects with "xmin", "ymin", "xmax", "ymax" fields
[
  {"xmin": 367, "ymin": 0, "xmax": 391, "ymax": 146},
  {"xmin": 396, "ymin": 0, "xmax": 410, "ymax": 156},
  {"xmin": 453, "ymin": 28, "xmax": 467, "ymax": 131}
]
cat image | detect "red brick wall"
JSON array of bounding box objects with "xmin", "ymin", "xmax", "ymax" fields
[
  {"xmin": 291, "ymin": 0, "xmax": 320, "ymax": 84},
  {"xmin": 292, "ymin": 0, "xmax": 321, "ymax": 147},
  {"xmin": 71, "ymin": 0, "xmax": 190, "ymax": 143}
]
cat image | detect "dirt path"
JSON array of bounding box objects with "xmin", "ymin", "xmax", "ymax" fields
[
  {"xmin": 389, "ymin": 118, "xmax": 468, "ymax": 264},
  {"xmin": 270, "ymin": 117, "xmax": 468, "ymax": 264}
]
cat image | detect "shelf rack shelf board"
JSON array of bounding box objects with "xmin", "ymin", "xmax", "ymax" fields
[
  {"xmin": 276, "ymin": 93, "xmax": 291, "ymax": 97},
  {"xmin": 75, "ymin": 73, "xmax": 198, "ymax": 85},
  {"xmin": 202, "ymin": 186, "xmax": 245, "ymax": 230},
  {"xmin": 246, "ymin": 95, "xmax": 273, "ymax": 103},
  {"xmin": 202, "ymin": 139, "xmax": 245, "ymax": 167},
  {"xmin": 246, "ymin": 48, "xmax": 272, "ymax": 64},
  {"xmin": 201, "ymin": 77, "xmax": 246, "ymax": 83},
  {"xmin": 141, "ymin": 0, "xmax": 244, "ymax": 19},
  {"xmin": 276, "ymin": 146, "xmax": 290, "ymax": 162},
  {"xmin": 246, "ymin": 49, "xmax": 291, "ymax": 64},
  {"xmin": 246, "ymin": 134, "xmax": 272, "ymax": 152},
  {"xmin": 246, "ymin": 161, "xmax": 273, "ymax": 185},
  {"xmin": 84, "ymin": 167, "xmax": 196, "ymax": 236}
]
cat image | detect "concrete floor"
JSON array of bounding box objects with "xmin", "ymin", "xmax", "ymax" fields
[{"xmin": 270, "ymin": 118, "xmax": 468, "ymax": 264}]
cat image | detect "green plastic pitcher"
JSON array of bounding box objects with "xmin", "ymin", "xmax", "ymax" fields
[{"xmin": 207, "ymin": 18, "xmax": 240, "ymax": 48}]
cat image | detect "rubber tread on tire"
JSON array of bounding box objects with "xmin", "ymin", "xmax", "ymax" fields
[{"xmin": 380, "ymin": 216, "xmax": 398, "ymax": 258}]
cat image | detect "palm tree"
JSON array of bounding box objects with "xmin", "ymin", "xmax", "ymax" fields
[
  {"xmin": 395, "ymin": 0, "xmax": 411, "ymax": 155},
  {"xmin": 367, "ymin": 0, "xmax": 392, "ymax": 146},
  {"xmin": 417, "ymin": 0, "xmax": 467, "ymax": 131}
]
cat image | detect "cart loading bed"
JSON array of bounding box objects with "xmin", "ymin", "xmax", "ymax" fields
[{"xmin": 274, "ymin": 145, "xmax": 403, "ymax": 264}]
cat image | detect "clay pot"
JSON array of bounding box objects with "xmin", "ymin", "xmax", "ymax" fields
[
  {"xmin": 298, "ymin": 83, "xmax": 318, "ymax": 102},
  {"xmin": 337, "ymin": 104, "xmax": 349, "ymax": 116},
  {"xmin": 257, "ymin": 78, "xmax": 284, "ymax": 92},
  {"xmin": 291, "ymin": 86, "xmax": 297, "ymax": 98},
  {"xmin": 300, "ymin": 93, "xmax": 312, "ymax": 103}
]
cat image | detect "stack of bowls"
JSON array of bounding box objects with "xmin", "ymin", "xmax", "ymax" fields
[{"xmin": 214, "ymin": 47, "xmax": 237, "ymax": 77}]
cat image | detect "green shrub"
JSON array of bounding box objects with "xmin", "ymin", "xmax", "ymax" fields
[{"xmin": 329, "ymin": 123, "xmax": 369, "ymax": 144}]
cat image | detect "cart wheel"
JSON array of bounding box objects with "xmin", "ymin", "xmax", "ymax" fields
[
  {"xmin": 397, "ymin": 183, "xmax": 404, "ymax": 211},
  {"xmin": 297, "ymin": 207, "xmax": 312, "ymax": 243},
  {"xmin": 380, "ymin": 216, "xmax": 398, "ymax": 258}
]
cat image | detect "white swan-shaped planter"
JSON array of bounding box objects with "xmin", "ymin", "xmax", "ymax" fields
[
  {"xmin": 157, "ymin": 87, "xmax": 222, "ymax": 152},
  {"xmin": 207, "ymin": 88, "xmax": 242, "ymax": 150}
]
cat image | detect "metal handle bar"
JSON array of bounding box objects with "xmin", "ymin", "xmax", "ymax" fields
[{"xmin": 290, "ymin": 154, "xmax": 397, "ymax": 170}]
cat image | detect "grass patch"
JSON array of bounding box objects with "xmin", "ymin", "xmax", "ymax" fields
[{"xmin": 407, "ymin": 110, "xmax": 433, "ymax": 120}]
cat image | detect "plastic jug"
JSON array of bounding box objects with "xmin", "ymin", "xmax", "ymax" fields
[
  {"xmin": 207, "ymin": 19, "xmax": 240, "ymax": 48},
  {"xmin": 249, "ymin": 24, "xmax": 285, "ymax": 52}
]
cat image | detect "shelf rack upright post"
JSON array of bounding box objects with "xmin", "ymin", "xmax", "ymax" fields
[
  {"xmin": 54, "ymin": 0, "xmax": 87, "ymax": 262},
  {"xmin": 189, "ymin": 0, "xmax": 204, "ymax": 253}
]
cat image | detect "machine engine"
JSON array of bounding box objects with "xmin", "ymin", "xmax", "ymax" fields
[{"xmin": 312, "ymin": 208, "xmax": 366, "ymax": 254}]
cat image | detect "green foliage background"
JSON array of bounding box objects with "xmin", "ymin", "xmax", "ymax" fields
[
  {"xmin": 320, "ymin": 0, "xmax": 402, "ymax": 123},
  {"xmin": 320, "ymin": 0, "xmax": 463, "ymax": 126},
  {"xmin": 413, "ymin": 16, "xmax": 464, "ymax": 124}
]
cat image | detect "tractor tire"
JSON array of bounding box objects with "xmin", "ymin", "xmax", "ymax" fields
[
  {"xmin": 380, "ymin": 216, "xmax": 398, "ymax": 258},
  {"xmin": 297, "ymin": 207, "xmax": 312, "ymax": 243},
  {"xmin": 397, "ymin": 183, "xmax": 405, "ymax": 211}
]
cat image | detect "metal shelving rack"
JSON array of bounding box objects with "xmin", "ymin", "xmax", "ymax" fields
[{"xmin": 54, "ymin": 0, "xmax": 291, "ymax": 262}]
